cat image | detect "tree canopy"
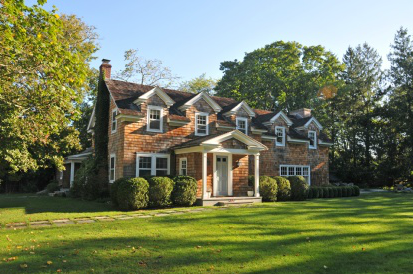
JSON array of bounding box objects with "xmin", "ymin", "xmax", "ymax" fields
[
  {"xmin": 0, "ymin": 0, "xmax": 98, "ymax": 177},
  {"xmin": 179, "ymin": 73, "xmax": 217, "ymax": 94}
]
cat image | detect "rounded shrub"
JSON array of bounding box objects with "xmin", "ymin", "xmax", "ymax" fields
[
  {"xmin": 260, "ymin": 176, "xmax": 278, "ymax": 202},
  {"xmin": 353, "ymin": 185, "xmax": 360, "ymax": 196},
  {"xmin": 46, "ymin": 182, "xmax": 60, "ymax": 193},
  {"xmin": 172, "ymin": 176, "xmax": 198, "ymax": 206},
  {"xmin": 328, "ymin": 187, "xmax": 334, "ymax": 198},
  {"xmin": 343, "ymin": 187, "xmax": 350, "ymax": 197},
  {"xmin": 313, "ymin": 187, "xmax": 320, "ymax": 199},
  {"xmin": 273, "ymin": 176, "xmax": 291, "ymax": 201},
  {"xmin": 322, "ymin": 187, "xmax": 329, "ymax": 198},
  {"xmin": 117, "ymin": 178, "xmax": 149, "ymax": 211},
  {"xmin": 111, "ymin": 178, "xmax": 128, "ymax": 207},
  {"xmin": 318, "ymin": 187, "xmax": 324, "ymax": 198},
  {"xmin": 148, "ymin": 177, "xmax": 174, "ymax": 208},
  {"xmin": 307, "ymin": 187, "xmax": 313, "ymax": 199},
  {"xmin": 332, "ymin": 187, "xmax": 338, "ymax": 198},
  {"xmin": 288, "ymin": 176, "xmax": 309, "ymax": 201},
  {"xmin": 337, "ymin": 187, "xmax": 343, "ymax": 197}
]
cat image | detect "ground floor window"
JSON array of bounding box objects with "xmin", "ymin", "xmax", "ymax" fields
[
  {"xmin": 179, "ymin": 158, "xmax": 187, "ymax": 175},
  {"xmin": 136, "ymin": 153, "xmax": 170, "ymax": 177},
  {"xmin": 279, "ymin": 165, "xmax": 310, "ymax": 184},
  {"xmin": 109, "ymin": 154, "xmax": 116, "ymax": 183}
]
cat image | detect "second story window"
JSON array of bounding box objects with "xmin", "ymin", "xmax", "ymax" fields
[
  {"xmin": 147, "ymin": 106, "xmax": 163, "ymax": 132},
  {"xmin": 111, "ymin": 109, "xmax": 117, "ymax": 133},
  {"xmin": 195, "ymin": 113, "xmax": 208, "ymax": 136},
  {"xmin": 275, "ymin": 126, "xmax": 285, "ymax": 146},
  {"xmin": 308, "ymin": 130, "xmax": 317, "ymax": 149},
  {"xmin": 236, "ymin": 117, "xmax": 248, "ymax": 134}
]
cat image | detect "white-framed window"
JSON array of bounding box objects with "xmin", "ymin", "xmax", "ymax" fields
[
  {"xmin": 280, "ymin": 165, "xmax": 311, "ymax": 184},
  {"xmin": 109, "ymin": 154, "xmax": 116, "ymax": 183},
  {"xmin": 136, "ymin": 153, "xmax": 170, "ymax": 177},
  {"xmin": 275, "ymin": 126, "xmax": 285, "ymax": 146},
  {"xmin": 179, "ymin": 158, "xmax": 187, "ymax": 175},
  {"xmin": 147, "ymin": 105, "xmax": 163, "ymax": 132},
  {"xmin": 111, "ymin": 108, "xmax": 117, "ymax": 133},
  {"xmin": 195, "ymin": 112, "xmax": 209, "ymax": 136},
  {"xmin": 236, "ymin": 117, "xmax": 248, "ymax": 134},
  {"xmin": 308, "ymin": 130, "xmax": 317, "ymax": 149}
]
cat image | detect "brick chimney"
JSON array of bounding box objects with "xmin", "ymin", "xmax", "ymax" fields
[
  {"xmin": 100, "ymin": 59, "xmax": 112, "ymax": 80},
  {"xmin": 289, "ymin": 108, "xmax": 312, "ymax": 118}
]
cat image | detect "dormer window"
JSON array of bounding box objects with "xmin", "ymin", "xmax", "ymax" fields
[
  {"xmin": 236, "ymin": 117, "xmax": 248, "ymax": 134},
  {"xmin": 111, "ymin": 109, "xmax": 117, "ymax": 133},
  {"xmin": 147, "ymin": 105, "xmax": 163, "ymax": 132},
  {"xmin": 308, "ymin": 130, "xmax": 317, "ymax": 149},
  {"xmin": 195, "ymin": 112, "xmax": 209, "ymax": 136},
  {"xmin": 275, "ymin": 126, "xmax": 285, "ymax": 146}
]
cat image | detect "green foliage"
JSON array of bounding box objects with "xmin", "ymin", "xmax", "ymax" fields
[
  {"xmin": 215, "ymin": 40, "xmax": 344, "ymax": 110},
  {"xmin": 117, "ymin": 178, "xmax": 149, "ymax": 211},
  {"xmin": 337, "ymin": 187, "xmax": 343, "ymax": 197},
  {"xmin": 333, "ymin": 187, "xmax": 339, "ymax": 197},
  {"xmin": 110, "ymin": 178, "xmax": 128, "ymax": 207},
  {"xmin": 46, "ymin": 181, "xmax": 60, "ymax": 193},
  {"xmin": 288, "ymin": 176, "xmax": 309, "ymax": 201},
  {"xmin": 148, "ymin": 177, "xmax": 174, "ymax": 208},
  {"xmin": 171, "ymin": 176, "xmax": 198, "ymax": 206},
  {"xmin": 0, "ymin": 1, "xmax": 98, "ymax": 177},
  {"xmin": 248, "ymin": 175, "xmax": 255, "ymax": 187},
  {"xmin": 179, "ymin": 73, "xmax": 217, "ymax": 95},
  {"xmin": 273, "ymin": 176, "xmax": 291, "ymax": 201},
  {"xmin": 259, "ymin": 176, "xmax": 278, "ymax": 202},
  {"xmin": 353, "ymin": 185, "xmax": 360, "ymax": 196}
]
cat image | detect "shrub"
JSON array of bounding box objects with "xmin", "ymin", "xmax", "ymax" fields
[
  {"xmin": 172, "ymin": 176, "xmax": 198, "ymax": 206},
  {"xmin": 318, "ymin": 187, "xmax": 324, "ymax": 198},
  {"xmin": 117, "ymin": 178, "xmax": 149, "ymax": 210},
  {"xmin": 322, "ymin": 187, "xmax": 329, "ymax": 198},
  {"xmin": 337, "ymin": 187, "xmax": 343, "ymax": 197},
  {"xmin": 110, "ymin": 178, "xmax": 128, "ymax": 207},
  {"xmin": 307, "ymin": 187, "xmax": 313, "ymax": 199},
  {"xmin": 332, "ymin": 187, "xmax": 339, "ymax": 198},
  {"xmin": 343, "ymin": 187, "xmax": 350, "ymax": 197},
  {"xmin": 46, "ymin": 181, "xmax": 60, "ymax": 193},
  {"xmin": 248, "ymin": 175, "xmax": 255, "ymax": 187},
  {"xmin": 313, "ymin": 187, "xmax": 320, "ymax": 199},
  {"xmin": 288, "ymin": 176, "xmax": 309, "ymax": 201},
  {"xmin": 260, "ymin": 176, "xmax": 278, "ymax": 202},
  {"xmin": 273, "ymin": 176, "xmax": 291, "ymax": 201},
  {"xmin": 328, "ymin": 187, "xmax": 334, "ymax": 198},
  {"xmin": 148, "ymin": 177, "xmax": 174, "ymax": 208},
  {"xmin": 353, "ymin": 185, "xmax": 360, "ymax": 196}
]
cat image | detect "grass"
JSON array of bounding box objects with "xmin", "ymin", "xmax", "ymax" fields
[{"xmin": 0, "ymin": 192, "xmax": 412, "ymax": 273}]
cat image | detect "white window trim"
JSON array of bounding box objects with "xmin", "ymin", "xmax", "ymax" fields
[
  {"xmin": 275, "ymin": 126, "xmax": 286, "ymax": 147},
  {"xmin": 279, "ymin": 165, "xmax": 311, "ymax": 185},
  {"xmin": 236, "ymin": 117, "xmax": 248, "ymax": 134},
  {"xmin": 179, "ymin": 157, "xmax": 188, "ymax": 175},
  {"xmin": 111, "ymin": 108, "xmax": 118, "ymax": 133},
  {"xmin": 308, "ymin": 130, "xmax": 317, "ymax": 149},
  {"xmin": 195, "ymin": 112, "xmax": 209, "ymax": 136},
  {"xmin": 136, "ymin": 153, "xmax": 170, "ymax": 177},
  {"xmin": 109, "ymin": 153, "xmax": 116, "ymax": 183},
  {"xmin": 146, "ymin": 105, "xmax": 163, "ymax": 133}
]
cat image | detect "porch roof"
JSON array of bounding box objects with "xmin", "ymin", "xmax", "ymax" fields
[{"xmin": 173, "ymin": 130, "xmax": 268, "ymax": 154}]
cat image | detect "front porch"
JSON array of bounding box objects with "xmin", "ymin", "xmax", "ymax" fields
[{"xmin": 174, "ymin": 130, "xmax": 268, "ymax": 206}]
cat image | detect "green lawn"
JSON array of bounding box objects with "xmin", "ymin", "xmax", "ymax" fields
[{"xmin": 0, "ymin": 193, "xmax": 412, "ymax": 273}]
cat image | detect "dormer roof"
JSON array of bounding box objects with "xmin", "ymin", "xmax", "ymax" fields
[
  {"xmin": 177, "ymin": 91, "xmax": 222, "ymax": 113},
  {"xmin": 133, "ymin": 86, "xmax": 175, "ymax": 107}
]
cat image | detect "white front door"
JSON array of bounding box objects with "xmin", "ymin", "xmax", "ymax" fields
[{"xmin": 216, "ymin": 156, "xmax": 228, "ymax": 196}]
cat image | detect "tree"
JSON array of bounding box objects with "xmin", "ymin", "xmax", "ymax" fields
[
  {"xmin": 0, "ymin": 0, "xmax": 98, "ymax": 178},
  {"xmin": 115, "ymin": 49, "xmax": 179, "ymax": 87},
  {"xmin": 215, "ymin": 41, "xmax": 344, "ymax": 110},
  {"xmin": 179, "ymin": 73, "xmax": 217, "ymax": 94},
  {"xmin": 332, "ymin": 43, "xmax": 384, "ymax": 184}
]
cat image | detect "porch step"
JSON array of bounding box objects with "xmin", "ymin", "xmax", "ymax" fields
[
  {"xmin": 217, "ymin": 200, "xmax": 254, "ymax": 206},
  {"xmin": 198, "ymin": 196, "xmax": 262, "ymax": 206}
]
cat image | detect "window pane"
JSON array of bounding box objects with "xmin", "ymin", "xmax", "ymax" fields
[
  {"xmin": 139, "ymin": 169, "xmax": 151, "ymax": 177},
  {"xmin": 280, "ymin": 166, "xmax": 287, "ymax": 176},
  {"xmin": 150, "ymin": 109, "xmax": 160, "ymax": 119},
  {"xmin": 197, "ymin": 115, "xmax": 208, "ymax": 134},
  {"xmin": 288, "ymin": 167, "xmax": 295, "ymax": 175},
  {"xmin": 296, "ymin": 167, "xmax": 302, "ymax": 175},
  {"xmin": 150, "ymin": 120, "xmax": 160, "ymax": 130},
  {"xmin": 110, "ymin": 170, "xmax": 115, "ymax": 180},
  {"xmin": 276, "ymin": 128, "xmax": 284, "ymax": 144},
  {"xmin": 139, "ymin": 157, "xmax": 151, "ymax": 169},
  {"xmin": 110, "ymin": 157, "xmax": 115, "ymax": 169},
  {"xmin": 181, "ymin": 169, "xmax": 187, "ymax": 175},
  {"xmin": 303, "ymin": 167, "xmax": 309, "ymax": 176},
  {"xmin": 156, "ymin": 170, "xmax": 168, "ymax": 176},
  {"xmin": 181, "ymin": 160, "xmax": 187, "ymax": 169},
  {"xmin": 156, "ymin": 157, "xmax": 168, "ymax": 169}
]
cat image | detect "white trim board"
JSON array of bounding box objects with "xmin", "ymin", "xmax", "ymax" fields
[
  {"xmin": 178, "ymin": 91, "xmax": 222, "ymax": 113},
  {"xmin": 134, "ymin": 86, "xmax": 175, "ymax": 107}
]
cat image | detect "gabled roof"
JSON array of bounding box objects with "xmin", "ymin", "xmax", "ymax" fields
[
  {"xmin": 133, "ymin": 86, "xmax": 175, "ymax": 107},
  {"xmin": 222, "ymin": 101, "xmax": 255, "ymax": 117},
  {"xmin": 269, "ymin": 111, "xmax": 293, "ymax": 126},
  {"xmin": 177, "ymin": 91, "xmax": 222, "ymax": 113}
]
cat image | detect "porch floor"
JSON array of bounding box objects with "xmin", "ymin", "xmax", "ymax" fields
[{"xmin": 197, "ymin": 196, "xmax": 262, "ymax": 206}]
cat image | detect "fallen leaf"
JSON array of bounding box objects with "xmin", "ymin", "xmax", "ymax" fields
[
  {"xmin": 324, "ymin": 265, "xmax": 328, "ymax": 269},
  {"xmin": 47, "ymin": 261, "xmax": 53, "ymax": 265},
  {"xmin": 138, "ymin": 260, "xmax": 147, "ymax": 267},
  {"xmin": 196, "ymin": 246, "xmax": 202, "ymax": 249},
  {"xmin": 6, "ymin": 235, "xmax": 12, "ymax": 242},
  {"xmin": 62, "ymin": 260, "xmax": 67, "ymax": 263},
  {"xmin": 20, "ymin": 263, "xmax": 28, "ymax": 268},
  {"xmin": 57, "ymin": 269, "xmax": 62, "ymax": 273},
  {"xmin": 362, "ymin": 247, "xmax": 366, "ymax": 251}
]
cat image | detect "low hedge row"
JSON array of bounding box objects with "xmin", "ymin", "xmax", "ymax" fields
[
  {"xmin": 111, "ymin": 175, "xmax": 197, "ymax": 210},
  {"xmin": 308, "ymin": 185, "xmax": 360, "ymax": 199}
]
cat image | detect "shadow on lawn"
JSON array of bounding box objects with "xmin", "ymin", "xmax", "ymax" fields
[{"xmin": 0, "ymin": 193, "xmax": 412, "ymax": 273}]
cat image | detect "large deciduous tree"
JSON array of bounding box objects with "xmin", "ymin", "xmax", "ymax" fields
[
  {"xmin": 179, "ymin": 73, "xmax": 217, "ymax": 94},
  {"xmin": 0, "ymin": 0, "xmax": 98, "ymax": 179},
  {"xmin": 215, "ymin": 41, "xmax": 344, "ymax": 110}
]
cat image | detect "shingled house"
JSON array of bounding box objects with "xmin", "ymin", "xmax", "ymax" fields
[{"xmin": 77, "ymin": 60, "xmax": 332, "ymax": 205}]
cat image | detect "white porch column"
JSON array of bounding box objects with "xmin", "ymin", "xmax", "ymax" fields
[
  {"xmin": 70, "ymin": 161, "xmax": 75, "ymax": 188},
  {"xmin": 202, "ymin": 152, "xmax": 208, "ymax": 199},
  {"xmin": 254, "ymin": 154, "xmax": 260, "ymax": 197}
]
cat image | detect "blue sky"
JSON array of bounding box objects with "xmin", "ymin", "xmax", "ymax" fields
[{"xmin": 30, "ymin": 0, "xmax": 413, "ymax": 82}]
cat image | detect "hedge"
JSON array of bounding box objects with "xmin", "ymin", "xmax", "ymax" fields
[
  {"xmin": 307, "ymin": 185, "xmax": 361, "ymax": 199},
  {"xmin": 289, "ymin": 176, "xmax": 309, "ymax": 201},
  {"xmin": 273, "ymin": 176, "xmax": 291, "ymax": 201},
  {"xmin": 148, "ymin": 177, "xmax": 174, "ymax": 208},
  {"xmin": 171, "ymin": 176, "xmax": 198, "ymax": 206},
  {"xmin": 111, "ymin": 178, "xmax": 129, "ymax": 207},
  {"xmin": 260, "ymin": 176, "xmax": 278, "ymax": 202},
  {"xmin": 117, "ymin": 177, "xmax": 149, "ymax": 210}
]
